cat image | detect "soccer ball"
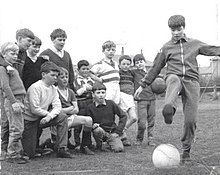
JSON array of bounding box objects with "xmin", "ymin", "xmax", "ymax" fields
[
  {"xmin": 152, "ymin": 144, "xmax": 180, "ymax": 168},
  {"xmin": 151, "ymin": 77, "xmax": 166, "ymax": 94}
]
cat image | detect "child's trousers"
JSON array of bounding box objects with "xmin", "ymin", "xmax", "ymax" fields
[
  {"xmin": 93, "ymin": 127, "xmax": 124, "ymax": 152},
  {"xmin": 165, "ymin": 74, "xmax": 200, "ymax": 151},
  {"xmin": 4, "ymin": 95, "xmax": 24, "ymax": 158},
  {"xmin": 136, "ymin": 100, "xmax": 156, "ymax": 141}
]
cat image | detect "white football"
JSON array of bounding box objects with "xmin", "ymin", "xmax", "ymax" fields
[{"xmin": 152, "ymin": 144, "xmax": 180, "ymax": 168}]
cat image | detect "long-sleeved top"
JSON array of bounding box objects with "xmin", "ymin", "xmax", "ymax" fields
[
  {"xmin": 119, "ymin": 69, "xmax": 134, "ymax": 95},
  {"xmin": 0, "ymin": 66, "xmax": 26, "ymax": 104},
  {"xmin": 86, "ymin": 100, "xmax": 127, "ymax": 135},
  {"xmin": 40, "ymin": 49, "xmax": 75, "ymax": 90},
  {"xmin": 140, "ymin": 35, "xmax": 220, "ymax": 88},
  {"xmin": 13, "ymin": 47, "xmax": 28, "ymax": 78},
  {"xmin": 24, "ymin": 80, "xmax": 61, "ymax": 121},
  {"xmin": 22, "ymin": 56, "xmax": 48, "ymax": 90}
]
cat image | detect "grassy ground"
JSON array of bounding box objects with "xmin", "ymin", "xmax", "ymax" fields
[{"xmin": 1, "ymin": 93, "xmax": 220, "ymax": 175}]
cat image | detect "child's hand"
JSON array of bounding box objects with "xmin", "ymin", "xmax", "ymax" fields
[
  {"xmin": 40, "ymin": 115, "xmax": 51, "ymax": 125},
  {"xmin": 6, "ymin": 65, "xmax": 15, "ymax": 74},
  {"xmin": 12, "ymin": 102, "xmax": 23, "ymax": 113},
  {"xmin": 41, "ymin": 55, "xmax": 50, "ymax": 60},
  {"xmin": 85, "ymin": 84, "xmax": 93, "ymax": 91},
  {"xmin": 92, "ymin": 123, "xmax": 100, "ymax": 130},
  {"xmin": 134, "ymin": 86, "xmax": 144, "ymax": 99}
]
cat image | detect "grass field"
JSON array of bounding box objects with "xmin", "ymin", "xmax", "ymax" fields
[{"xmin": 1, "ymin": 93, "xmax": 220, "ymax": 175}]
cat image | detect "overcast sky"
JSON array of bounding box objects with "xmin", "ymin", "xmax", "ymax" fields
[{"xmin": 0, "ymin": 0, "xmax": 219, "ymax": 67}]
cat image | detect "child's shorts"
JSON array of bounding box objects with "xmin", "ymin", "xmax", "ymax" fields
[
  {"xmin": 67, "ymin": 114, "xmax": 77, "ymax": 128},
  {"xmin": 119, "ymin": 92, "xmax": 135, "ymax": 112}
]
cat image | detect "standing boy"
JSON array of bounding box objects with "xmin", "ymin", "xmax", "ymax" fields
[
  {"xmin": 133, "ymin": 54, "xmax": 156, "ymax": 147},
  {"xmin": 90, "ymin": 40, "xmax": 120, "ymax": 104},
  {"xmin": 74, "ymin": 60, "xmax": 95, "ymax": 153},
  {"xmin": 118, "ymin": 55, "xmax": 137, "ymax": 146},
  {"xmin": 40, "ymin": 28, "xmax": 75, "ymax": 90},
  {"xmin": 87, "ymin": 82, "xmax": 127, "ymax": 152},
  {"xmin": 135, "ymin": 15, "xmax": 220, "ymax": 163},
  {"xmin": 22, "ymin": 36, "xmax": 49, "ymax": 90},
  {"xmin": 22, "ymin": 61, "xmax": 74, "ymax": 159},
  {"xmin": 0, "ymin": 42, "xmax": 28, "ymax": 164}
]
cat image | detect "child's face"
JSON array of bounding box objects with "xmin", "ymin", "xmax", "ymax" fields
[
  {"xmin": 93, "ymin": 89, "xmax": 106, "ymax": 104},
  {"xmin": 42, "ymin": 71, "xmax": 58, "ymax": 86},
  {"xmin": 78, "ymin": 65, "xmax": 90, "ymax": 78},
  {"xmin": 53, "ymin": 37, "xmax": 66, "ymax": 51},
  {"xmin": 119, "ymin": 59, "xmax": 131, "ymax": 71},
  {"xmin": 170, "ymin": 26, "xmax": 185, "ymax": 41},
  {"xmin": 57, "ymin": 73, "xmax": 69, "ymax": 88},
  {"xmin": 3, "ymin": 50, "xmax": 18, "ymax": 65},
  {"xmin": 28, "ymin": 44, "xmax": 40, "ymax": 57},
  {"xmin": 17, "ymin": 36, "xmax": 33, "ymax": 50},
  {"xmin": 103, "ymin": 47, "xmax": 116, "ymax": 59},
  {"xmin": 135, "ymin": 60, "xmax": 146, "ymax": 70}
]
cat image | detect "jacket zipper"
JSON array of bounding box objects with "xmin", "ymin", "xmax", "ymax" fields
[{"xmin": 180, "ymin": 40, "xmax": 186, "ymax": 77}]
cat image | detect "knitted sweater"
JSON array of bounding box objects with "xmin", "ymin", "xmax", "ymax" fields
[
  {"xmin": 119, "ymin": 69, "xmax": 134, "ymax": 95},
  {"xmin": 24, "ymin": 80, "xmax": 61, "ymax": 121},
  {"xmin": 86, "ymin": 100, "xmax": 127, "ymax": 135},
  {"xmin": 22, "ymin": 56, "xmax": 48, "ymax": 90},
  {"xmin": 40, "ymin": 49, "xmax": 75, "ymax": 90},
  {"xmin": 0, "ymin": 66, "xmax": 26, "ymax": 104}
]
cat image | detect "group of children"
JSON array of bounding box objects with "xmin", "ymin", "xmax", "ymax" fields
[{"xmin": 1, "ymin": 14, "xmax": 220, "ymax": 165}]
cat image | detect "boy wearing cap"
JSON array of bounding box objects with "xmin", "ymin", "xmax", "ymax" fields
[{"xmin": 135, "ymin": 15, "xmax": 220, "ymax": 163}]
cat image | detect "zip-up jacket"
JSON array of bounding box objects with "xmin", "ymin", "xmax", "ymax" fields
[{"xmin": 140, "ymin": 35, "xmax": 220, "ymax": 88}]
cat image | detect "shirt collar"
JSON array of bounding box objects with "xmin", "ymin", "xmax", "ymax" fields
[
  {"xmin": 171, "ymin": 34, "xmax": 189, "ymax": 44},
  {"xmin": 95, "ymin": 100, "xmax": 107, "ymax": 107},
  {"xmin": 51, "ymin": 46, "xmax": 64, "ymax": 57},
  {"xmin": 27, "ymin": 51, "xmax": 38, "ymax": 63}
]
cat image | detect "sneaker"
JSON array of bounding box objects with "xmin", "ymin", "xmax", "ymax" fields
[
  {"xmin": 81, "ymin": 146, "xmax": 95, "ymax": 155},
  {"xmin": 134, "ymin": 140, "xmax": 142, "ymax": 146},
  {"xmin": 57, "ymin": 148, "xmax": 75, "ymax": 159},
  {"xmin": 6, "ymin": 156, "xmax": 29, "ymax": 164},
  {"xmin": 181, "ymin": 150, "xmax": 191, "ymax": 164},
  {"xmin": 162, "ymin": 103, "xmax": 175, "ymax": 124},
  {"xmin": 147, "ymin": 137, "xmax": 156, "ymax": 147},
  {"xmin": 0, "ymin": 151, "xmax": 8, "ymax": 161},
  {"xmin": 121, "ymin": 138, "xmax": 131, "ymax": 146},
  {"xmin": 74, "ymin": 145, "xmax": 81, "ymax": 153}
]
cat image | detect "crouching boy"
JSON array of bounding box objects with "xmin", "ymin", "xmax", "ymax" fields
[
  {"xmin": 21, "ymin": 61, "xmax": 74, "ymax": 159},
  {"xmin": 86, "ymin": 82, "xmax": 127, "ymax": 152}
]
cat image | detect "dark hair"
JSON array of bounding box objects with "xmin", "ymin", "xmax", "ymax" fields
[
  {"xmin": 102, "ymin": 40, "xmax": 116, "ymax": 52},
  {"xmin": 77, "ymin": 59, "xmax": 90, "ymax": 70},
  {"xmin": 40, "ymin": 61, "xmax": 60, "ymax": 74},
  {"xmin": 50, "ymin": 28, "xmax": 67, "ymax": 41},
  {"xmin": 133, "ymin": 54, "xmax": 146, "ymax": 65},
  {"xmin": 92, "ymin": 82, "xmax": 106, "ymax": 92},
  {"xmin": 16, "ymin": 28, "xmax": 35, "ymax": 40},
  {"xmin": 168, "ymin": 15, "xmax": 185, "ymax": 29},
  {"xmin": 32, "ymin": 36, "xmax": 42, "ymax": 46},
  {"xmin": 119, "ymin": 55, "xmax": 132, "ymax": 64}
]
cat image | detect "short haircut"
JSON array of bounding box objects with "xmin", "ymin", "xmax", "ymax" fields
[
  {"xmin": 102, "ymin": 40, "xmax": 116, "ymax": 52},
  {"xmin": 133, "ymin": 54, "xmax": 146, "ymax": 65},
  {"xmin": 77, "ymin": 59, "xmax": 90, "ymax": 70},
  {"xmin": 168, "ymin": 15, "xmax": 185, "ymax": 29},
  {"xmin": 15, "ymin": 28, "xmax": 35, "ymax": 40},
  {"xmin": 50, "ymin": 28, "xmax": 67, "ymax": 41},
  {"xmin": 92, "ymin": 82, "xmax": 106, "ymax": 92},
  {"xmin": 32, "ymin": 36, "xmax": 42, "ymax": 46},
  {"xmin": 40, "ymin": 61, "xmax": 60, "ymax": 74},
  {"xmin": 58, "ymin": 67, "xmax": 69, "ymax": 76},
  {"xmin": 0, "ymin": 42, "xmax": 19, "ymax": 56},
  {"xmin": 119, "ymin": 55, "xmax": 132, "ymax": 65}
]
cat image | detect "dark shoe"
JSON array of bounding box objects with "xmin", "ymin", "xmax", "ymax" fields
[
  {"xmin": 162, "ymin": 103, "xmax": 175, "ymax": 124},
  {"xmin": 7, "ymin": 157, "xmax": 29, "ymax": 164},
  {"xmin": 67, "ymin": 141, "xmax": 75, "ymax": 150},
  {"xmin": 95, "ymin": 146, "xmax": 110, "ymax": 152},
  {"xmin": 81, "ymin": 146, "xmax": 95, "ymax": 155},
  {"xmin": 36, "ymin": 148, "xmax": 53, "ymax": 156},
  {"xmin": 181, "ymin": 150, "xmax": 191, "ymax": 164},
  {"xmin": 57, "ymin": 148, "xmax": 75, "ymax": 158},
  {"xmin": 121, "ymin": 138, "xmax": 131, "ymax": 146}
]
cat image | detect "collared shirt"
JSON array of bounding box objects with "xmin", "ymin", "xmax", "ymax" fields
[
  {"xmin": 95, "ymin": 100, "xmax": 107, "ymax": 107},
  {"xmin": 27, "ymin": 51, "xmax": 37, "ymax": 63},
  {"xmin": 50, "ymin": 46, "xmax": 64, "ymax": 58}
]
